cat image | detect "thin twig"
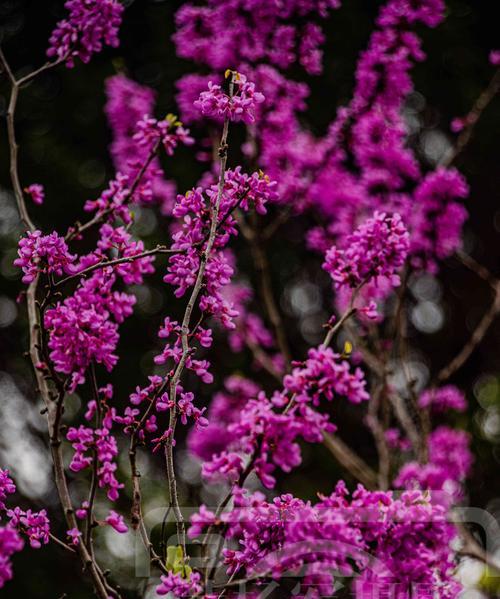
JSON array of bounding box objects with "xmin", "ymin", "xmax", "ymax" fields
[
  {"xmin": 0, "ymin": 47, "xmax": 36, "ymax": 231},
  {"xmin": 49, "ymin": 532, "xmax": 76, "ymax": 554},
  {"xmin": 247, "ymin": 227, "xmax": 292, "ymax": 366},
  {"xmin": 366, "ymin": 383, "xmax": 391, "ymax": 489},
  {"xmin": 2, "ymin": 46, "xmax": 121, "ymax": 599},
  {"xmin": 322, "ymin": 432, "xmax": 378, "ymax": 489},
  {"xmin": 436, "ymin": 279, "xmax": 500, "ymax": 383},
  {"xmin": 165, "ymin": 73, "xmax": 237, "ymax": 559},
  {"xmin": 440, "ymin": 68, "xmax": 500, "ymax": 168}
]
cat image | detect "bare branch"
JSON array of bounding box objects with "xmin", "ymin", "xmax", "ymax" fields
[{"xmin": 440, "ymin": 68, "xmax": 500, "ymax": 168}]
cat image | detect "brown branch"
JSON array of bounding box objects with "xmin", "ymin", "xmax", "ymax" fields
[
  {"xmin": 245, "ymin": 338, "xmax": 283, "ymax": 381},
  {"xmin": 49, "ymin": 532, "xmax": 76, "ymax": 554},
  {"xmin": 456, "ymin": 250, "xmax": 498, "ymax": 289},
  {"xmin": 55, "ymin": 245, "xmax": 177, "ymax": 287},
  {"xmin": 322, "ymin": 432, "xmax": 378, "ymax": 490},
  {"xmin": 440, "ymin": 68, "xmax": 500, "ymax": 168},
  {"xmin": 365, "ymin": 382, "xmax": 391, "ymax": 489},
  {"xmin": 247, "ymin": 232, "xmax": 292, "ymax": 366},
  {"xmin": 0, "ymin": 47, "xmax": 36, "ymax": 231},
  {"xmin": 26, "ymin": 278, "xmax": 121, "ymax": 599},
  {"xmin": 437, "ymin": 279, "xmax": 500, "ymax": 383},
  {"xmin": 66, "ymin": 139, "xmax": 161, "ymax": 241},
  {"xmin": 1, "ymin": 46, "xmax": 120, "ymax": 599},
  {"xmin": 164, "ymin": 73, "xmax": 237, "ymax": 559}
]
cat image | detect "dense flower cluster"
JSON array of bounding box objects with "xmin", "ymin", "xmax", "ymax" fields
[
  {"xmin": 43, "ymin": 225, "xmax": 153, "ymax": 390},
  {"xmin": 47, "ymin": 0, "xmax": 123, "ymax": 68},
  {"xmin": 189, "ymin": 483, "xmax": 460, "ymax": 597},
  {"xmin": 283, "ymin": 346, "xmax": 369, "ymax": 405},
  {"xmin": 6, "ymin": 508, "xmax": 50, "ymax": 549},
  {"xmin": 164, "ymin": 168, "xmax": 276, "ymax": 329},
  {"xmin": 200, "ymin": 345, "xmax": 367, "ymax": 488},
  {"xmin": 14, "ymin": 230, "xmax": 75, "ymax": 284},
  {"xmin": 323, "ymin": 212, "xmax": 409, "ymax": 292},
  {"xmin": 173, "ymin": 0, "xmax": 341, "ymax": 74},
  {"xmin": 194, "ymin": 72, "xmax": 265, "ymax": 123}
]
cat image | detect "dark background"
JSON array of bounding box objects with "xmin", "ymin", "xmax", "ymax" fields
[{"xmin": 1, "ymin": 0, "xmax": 500, "ymax": 596}]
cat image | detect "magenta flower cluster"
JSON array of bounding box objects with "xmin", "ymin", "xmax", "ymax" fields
[
  {"xmin": 200, "ymin": 344, "xmax": 368, "ymax": 489},
  {"xmin": 0, "ymin": 526, "xmax": 23, "ymax": 588},
  {"xmin": 0, "ymin": 470, "xmax": 51, "ymax": 588},
  {"xmin": 47, "ymin": 0, "xmax": 124, "ymax": 68},
  {"xmin": 156, "ymin": 571, "xmax": 203, "ymax": 597},
  {"xmin": 194, "ymin": 73, "xmax": 265, "ymax": 123},
  {"xmin": 14, "ymin": 230, "xmax": 75, "ymax": 284},
  {"xmin": 173, "ymin": 0, "xmax": 341, "ymax": 74},
  {"xmin": 323, "ymin": 212, "xmax": 409, "ymax": 292},
  {"xmin": 418, "ymin": 385, "xmax": 467, "ymax": 413},
  {"xmin": 67, "ymin": 390, "xmax": 123, "ymax": 502},
  {"xmin": 189, "ymin": 483, "xmax": 459, "ymax": 598}
]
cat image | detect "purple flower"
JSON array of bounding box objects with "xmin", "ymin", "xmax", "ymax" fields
[
  {"xmin": 156, "ymin": 571, "xmax": 202, "ymax": 597},
  {"xmin": 0, "ymin": 526, "xmax": 24, "ymax": 589},
  {"xmin": 47, "ymin": 0, "xmax": 124, "ymax": 68},
  {"xmin": 14, "ymin": 230, "xmax": 76, "ymax": 284},
  {"xmin": 418, "ymin": 386, "xmax": 467, "ymax": 413},
  {"xmin": 194, "ymin": 73, "xmax": 265, "ymax": 124},
  {"xmin": 66, "ymin": 527, "xmax": 82, "ymax": 546},
  {"xmin": 0, "ymin": 470, "xmax": 16, "ymax": 512},
  {"xmin": 24, "ymin": 184, "xmax": 44, "ymax": 205},
  {"xmin": 105, "ymin": 510, "xmax": 128, "ymax": 533}
]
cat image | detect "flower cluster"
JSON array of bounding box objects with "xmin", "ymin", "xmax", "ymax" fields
[
  {"xmin": 0, "ymin": 526, "xmax": 23, "ymax": 589},
  {"xmin": 283, "ymin": 346, "xmax": 369, "ymax": 405},
  {"xmin": 395, "ymin": 426, "xmax": 473, "ymax": 506},
  {"xmin": 418, "ymin": 385, "xmax": 467, "ymax": 413},
  {"xmin": 409, "ymin": 168, "xmax": 469, "ymax": 272},
  {"xmin": 44, "ymin": 225, "xmax": 153, "ymax": 390},
  {"xmin": 323, "ymin": 212, "xmax": 409, "ymax": 292},
  {"xmin": 47, "ymin": 0, "xmax": 124, "ymax": 68},
  {"xmin": 200, "ymin": 344, "xmax": 367, "ymax": 488},
  {"xmin": 189, "ymin": 483, "xmax": 460, "ymax": 597},
  {"xmin": 156, "ymin": 571, "xmax": 203, "ymax": 597},
  {"xmin": 66, "ymin": 423, "xmax": 123, "ymax": 502},
  {"xmin": 164, "ymin": 168, "xmax": 276, "ymax": 329},
  {"xmin": 14, "ymin": 230, "xmax": 75, "ymax": 284},
  {"xmin": 194, "ymin": 72, "xmax": 265, "ymax": 124},
  {"xmin": 173, "ymin": 0, "xmax": 341, "ymax": 74},
  {"xmin": 6, "ymin": 508, "xmax": 50, "ymax": 549},
  {"xmin": 133, "ymin": 114, "xmax": 193, "ymax": 156}
]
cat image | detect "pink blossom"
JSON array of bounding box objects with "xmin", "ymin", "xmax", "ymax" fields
[
  {"xmin": 105, "ymin": 510, "xmax": 128, "ymax": 533},
  {"xmin": 14, "ymin": 230, "xmax": 76, "ymax": 284},
  {"xmin": 24, "ymin": 184, "xmax": 44, "ymax": 205},
  {"xmin": 194, "ymin": 73, "xmax": 265, "ymax": 124},
  {"xmin": 47, "ymin": 0, "xmax": 124, "ymax": 68}
]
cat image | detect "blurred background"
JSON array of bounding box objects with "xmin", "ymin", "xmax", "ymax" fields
[{"xmin": 1, "ymin": 0, "xmax": 500, "ymax": 596}]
